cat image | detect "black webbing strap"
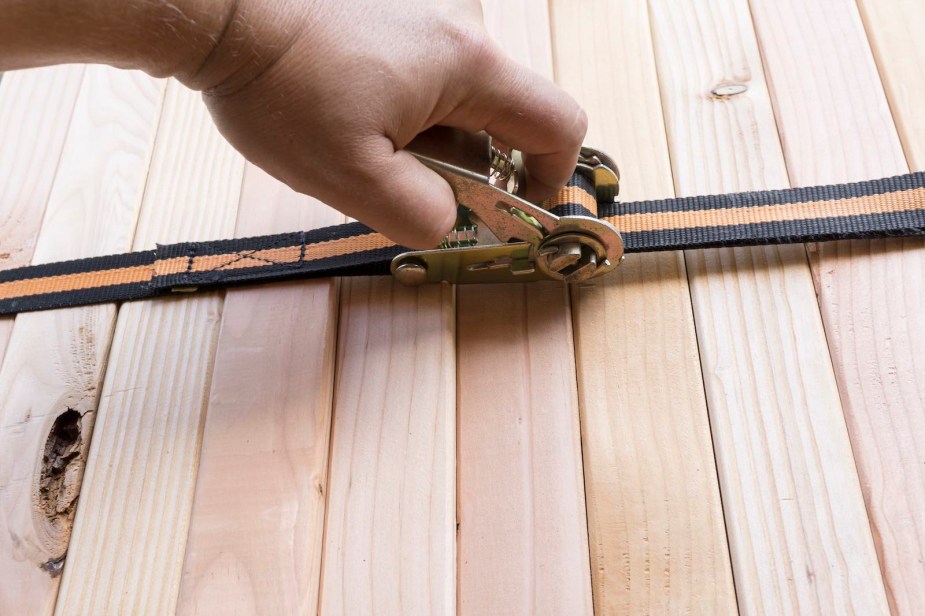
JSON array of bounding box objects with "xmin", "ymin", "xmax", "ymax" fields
[
  {"xmin": 2, "ymin": 171, "xmax": 925, "ymax": 315},
  {"xmin": 549, "ymin": 171, "xmax": 925, "ymax": 252}
]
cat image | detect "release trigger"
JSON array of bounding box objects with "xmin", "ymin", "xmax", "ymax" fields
[{"xmin": 391, "ymin": 126, "xmax": 624, "ymax": 285}]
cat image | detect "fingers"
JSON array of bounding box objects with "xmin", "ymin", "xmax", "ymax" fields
[
  {"xmin": 441, "ymin": 45, "xmax": 588, "ymax": 202},
  {"xmin": 347, "ymin": 140, "xmax": 458, "ymax": 249}
]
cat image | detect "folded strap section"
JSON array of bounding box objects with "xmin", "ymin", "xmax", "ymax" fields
[
  {"xmin": 0, "ymin": 222, "xmax": 400, "ymax": 314},
  {"xmin": 1, "ymin": 171, "xmax": 924, "ymax": 315}
]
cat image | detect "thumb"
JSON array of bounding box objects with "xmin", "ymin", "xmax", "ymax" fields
[{"xmin": 347, "ymin": 143, "xmax": 457, "ymax": 250}]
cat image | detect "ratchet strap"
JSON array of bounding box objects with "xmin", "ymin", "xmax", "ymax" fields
[{"xmin": 1, "ymin": 170, "xmax": 924, "ymax": 315}]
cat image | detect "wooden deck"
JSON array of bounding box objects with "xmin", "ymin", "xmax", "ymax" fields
[{"xmin": 1, "ymin": 0, "xmax": 923, "ymax": 613}]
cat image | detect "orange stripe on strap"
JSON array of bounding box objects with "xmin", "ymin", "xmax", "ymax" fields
[
  {"xmin": 604, "ymin": 187, "xmax": 925, "ymax": 233},
  {"xmin": 546, "ymin": 185, "xmax": 599, "ymax": 217},
  {"xmin": 0, "ymin": 265, "xmax": 153, "ymax": 300}
]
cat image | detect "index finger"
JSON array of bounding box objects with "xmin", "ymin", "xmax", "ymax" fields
[{"xmin": 441, "ymin": 53, "xmax": 588, "ymax": 202}]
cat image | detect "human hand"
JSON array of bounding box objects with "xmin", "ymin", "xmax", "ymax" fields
[{"xmin": 181, "ymin": 0, "xmax": 588, "ymax": 248}]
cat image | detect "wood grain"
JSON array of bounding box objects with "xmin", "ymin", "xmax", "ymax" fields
[
  {"xmin": 453, "ymin": 3, "xmax": 592, "ymax": 614},
  {"xmin": 176, "ymin": 166, "xmax": 343, "ymax": 614},
  {"xmin": 0, "ymin": 66, "xmax": 84, "ymax": 364},
  {"xmin": 54, "ymin": 81, "xmax": 244, "ymax": 615},
  {"xmin": 319, "ymin": 278, "xmax": 455, "ymax": 615},
  {"xmin": 755, "ymin": 0, "xmax": 925, "ymax": 612},
  {"xmin": 0, "ymin": 67, "xmax": 164, "ymax": 616},
  {"xmin": 550, "ymin": 1, "xmax": 737, "ymax": 613},
  {"xmin": 647, "ymin": 0, "xmax": 888, "ymax": 612}
]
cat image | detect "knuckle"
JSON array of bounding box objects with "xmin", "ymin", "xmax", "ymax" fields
[
  {"xmin": 441, "ymin": 20, "xmax": 501, "ymax": 75},
  {"xmin": 570, "ymin": 106, "xmax": 590, "ymax": 147}
]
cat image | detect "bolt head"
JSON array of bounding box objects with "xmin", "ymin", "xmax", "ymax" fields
[{"xmin": 393, "ymin": 259, "xmax": 428, "ymax": 286}]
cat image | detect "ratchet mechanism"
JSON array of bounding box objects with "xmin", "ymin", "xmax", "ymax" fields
[{"xmin": 391, "ymin": 126, "xmax": 624, "ymax": 285}]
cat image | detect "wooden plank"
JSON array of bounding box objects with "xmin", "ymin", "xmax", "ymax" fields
[
  {"xmin": 453, "ymin": 3, "xmax": 592, "ymax": 614},
  {"xmin": 481, "ymin": 0, "xmax": 553, "ymax": 78},
  {"xmin": 549, "ymin": 2, "xmax": 737, "ymax": 613},
  {"xmin": 319, "ymin": 278, "xmax": 455, "ymax": 615},
  {"xmin": 857, "ymin": 0, "xmax": 925, "ymax": 170},
  {"xmin": 0, "ymin": 66, "xmax": 164, "ymax": 616},
  {"xmin": 175, "ymin": 167, "xmax": 343, "ymax": 614},
  {"xmin": 54, "ymin": 81, "xmax": 244, "ymax": 615},
  {"xmin": 0, "ymin": 66, "xmax": 84, "ymax": 363},
  {"xmin": 457, "ymin": 284, "xmax": 592, "ymax": 615},
  {"xmin": 755, "ymin": 0, "xmax": 925, "ymax": 611},
  {"xmin": 647, "ymin": 0, "xmax": 889, "ymax": 612}
]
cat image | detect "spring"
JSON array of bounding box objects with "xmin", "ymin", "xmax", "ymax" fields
[
  {"xmin": 489, "ymin": 145, "xmax": 519, "ymax": 194},
  {"xmin": 440, "ymin": 225, "xmax": 479, "ymax": 249}
]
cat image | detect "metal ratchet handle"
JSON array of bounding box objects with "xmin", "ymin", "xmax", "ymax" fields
[
  {"xmin": 395, "ymin": 126, "xmax": 624, "ymax": 285},
  {"xmin": 405, "ymin": 126, "xmax": 559, "ymax": 243}
]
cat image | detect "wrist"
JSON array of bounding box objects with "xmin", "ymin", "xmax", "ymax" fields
[
  {"xmin": 0, "ymin": 0, "xmax": 234, "ymax": 81},
  {"xmin": 174, "ymin": 0, "xmax": 314, "ymax": 95}
]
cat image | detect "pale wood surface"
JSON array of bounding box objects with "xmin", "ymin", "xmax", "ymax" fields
[
  {"xmin": 647, "ymin": 0, "xmax": 888, "ymax": 613},
  {"xmin": 761, "ymin": 0, "xmax": 925, "ymax": 612},
  {"xmin": 453, "ymin": 4, "xmax": 592, "ymax": 614},
  {"xmin": 0, "ymin": 66, "xmax": 164, "ymax": 616},
  {"xmin": 653, "ymin": 0, "xmax": 886, "ymax": 614},
  {"xmin": 457, "ymin": 283, "xmax": 592, "ymax": 616},
  {"xmin": 55, "ymin": 82, "xmax": 244, "ymax": 615},
  {"xmin": 0, "ymin": 66, "xmax": 84, "ymax": 364},
  {"xmin": 550, "ymin": 2, "xmax": 737, "ymax": 613},
  {"xmin": 319, "ymin": 279, "xmax": 455, "ymax": 615},
  {"xmin": 858, "ymin": 0, "xmax": 925, "ymax": 170},
  {"xmin": 176, "ymin": 166, "xmax": 344, "ymax": 615},
  {"xmin": 2, "ymin": 1, "xmax": 925, "ymax": 613}
]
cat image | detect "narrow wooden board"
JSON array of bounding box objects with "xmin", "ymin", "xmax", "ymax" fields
[
  {"xmin": 481, "ymin": 0, "xmax": 553, "ymax": 78},
  {"xmin": 54, "ymin": 81, "xmax": 244, "ymax": 615},
  {"xmin": 454, "ymin": 3, "xmax": 592, "ymax": 613},
  {"xmin": 857, "ymin": 0, "xmax": 925, "ymax": 170},
  {"xmin": 647, "ymin": 0, "xmax": 889, "ymax": 612},
  {"xmin": 319, "ymin": 279, "xmax": 455, "ymax": 615},
  {"xmin": 0, "ymin": 66, "xmax": 84, "ymax": 363},
  {"xmin": 756, "ymin": 0, "xmax": 925, "ymax": 611},
  {"xmin": 176, "ymin": 166, "xmax": 343, "ymax": 614},
  {"xmin": 550, "ymin": 1, "xmax": 737, "ymax": 613},
  {"xmin": 457, "ymin": 283, "xmax": 592, "ymax": 615},
  {"xmin": 0, "ymin": 66, "xmax": 164, "ymax": 616}
]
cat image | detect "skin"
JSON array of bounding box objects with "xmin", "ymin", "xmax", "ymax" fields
[{"xmin": 0, "ymin": 0, "xmax": 588, "ymax": 248}]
